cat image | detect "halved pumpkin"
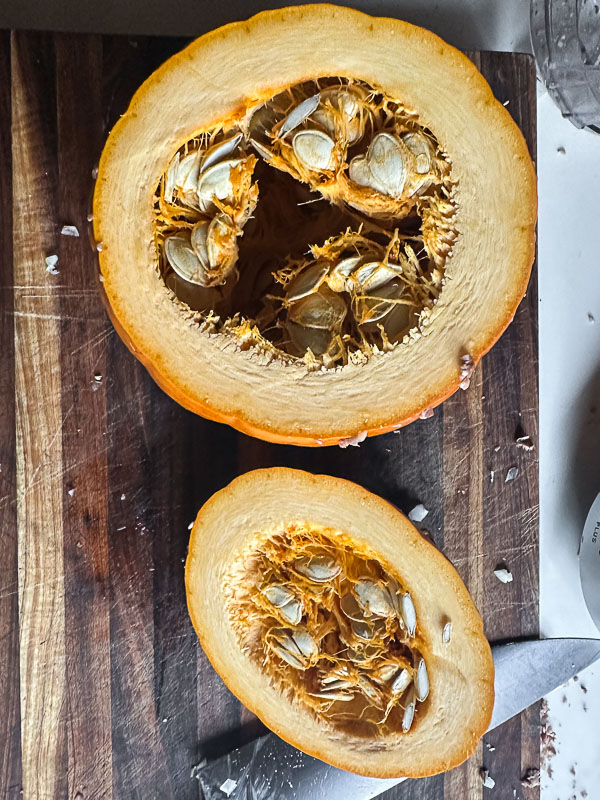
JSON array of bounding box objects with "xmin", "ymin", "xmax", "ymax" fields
[
  {"xmin": 93, "ymin": 4, "xmax": 536, "ymax": 446},
  {"xmin": 185, "ymin": 468, "xmax": 494, "ymax": 778}
]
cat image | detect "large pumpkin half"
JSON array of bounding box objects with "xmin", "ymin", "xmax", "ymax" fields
[
  {"xmin": 93, "ymin": 4, "xmax": 536, "ymax": 446},
  {"xmin": 185, "ymin": 469, "xmax": 494, "ymax": 778}
]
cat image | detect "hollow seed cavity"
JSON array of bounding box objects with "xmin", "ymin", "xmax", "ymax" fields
[
  {"xmin": 154, "ymin": 77, "xmax": 456, "ymax": 370},
  {"xmin": 224, "ymin": 522, "xmax": 429, "ymax": 738}
]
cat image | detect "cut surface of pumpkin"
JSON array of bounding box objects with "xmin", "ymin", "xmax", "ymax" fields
[
  {"xmin": 185, "ymin": 468, "xmax": 494, "ymax": 778},
  {"xmin": 94, "ymin": 4, "xmax": 536, "ymax": 445}
]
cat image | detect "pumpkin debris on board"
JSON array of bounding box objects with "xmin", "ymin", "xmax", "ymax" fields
[
  {"xmin": 185, "ymin": 468, "xmax": 494, "ymax": 778},
  {"xmin": 93, "ymin": 4, "xmax": 536, "ymax": 446}
]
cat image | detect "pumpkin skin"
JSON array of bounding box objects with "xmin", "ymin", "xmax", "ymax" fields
[
  {"xmin": 185, "ymin": 468, "xmax": 494, "ymax": 778},
  {"xmin": 93, "ymin": 4, "xmax": 536, "ymax": 446}
]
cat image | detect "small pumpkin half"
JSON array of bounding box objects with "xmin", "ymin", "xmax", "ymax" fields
[
  {"xmin": 185, "ymin": 468, "xmax": 494, "ymax": 778},
  {"xmin": 93, "ymin": 4, "xmax": 536, "ymax": 446}
]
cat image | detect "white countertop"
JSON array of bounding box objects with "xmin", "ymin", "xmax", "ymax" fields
[
  {"xmin": 538, "ymin": 88, "xmax": 600, "ymax": 798},
  {"xmin": 2, "ymin": 0, "xmax": 599, "ymax": 797}
]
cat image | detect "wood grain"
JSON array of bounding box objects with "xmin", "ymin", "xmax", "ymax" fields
[
  {"xmin": 478, "ymin": 51, "xmax": 540, "ymax": 800},
  {"xmin": 0, "ymin": 33, "xmax": 538, "ymax": 800},
  {"xmin": 0, "ymin": 29, "xmax": 22, "ymax": 800},
  {"xmin": 55, "ymin": 33, "xmax": 113, "ymax": 800},
  {"xmin": 12, "ymin": 31, "xmax": 68, "ymax": 800}
]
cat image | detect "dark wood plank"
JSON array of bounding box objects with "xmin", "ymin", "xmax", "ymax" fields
[
  {"xmin": 441, "ymin": 365, "xmax": 487, "ymax": 800},
  {"xmin": 443, "ymin": 51, "xmax": 539, "ymax": 800},
  {"xmin": 0, "ymin": 29, "xmax": 23, "ymax": 800},
  {"xmin": 477, "ymin": 51, "xmax": 540, "ymax": 800},
  {"xmin": 55, "ymin": 33, "xmax": 114, "ymax": 799},
  {"xmin": 106, "ymin": 348, "xmax": 175, "ymax": 799},
  {"xmin": 192, "ymin": 424, "xmax": 250, "ymax": 767},
  {"xmin": 148, "ymin": 398, "xmax": 205, "ymax": 798}
]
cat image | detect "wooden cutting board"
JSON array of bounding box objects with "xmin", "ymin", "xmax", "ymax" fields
[{"xmin": 0, "ymin": 31, "xmax": 538, "ymax": 800}]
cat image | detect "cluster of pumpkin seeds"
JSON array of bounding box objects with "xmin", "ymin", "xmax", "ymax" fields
[
  {"xmin": 154, "ymin": 77, "xmax": 456, "ymax": 368},
  {"xmin": 257, "ymin": 227, "xmax": 444, "ymax": 366},
  {"xmin": 225, "ymin": 524, "xmax": 430, "ymax": 737},
  {"xmin": 156, "ymin": 132, "xmax": 257, "ymax": 290}
]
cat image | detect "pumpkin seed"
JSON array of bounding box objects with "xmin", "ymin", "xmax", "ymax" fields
[
  {"xmin": 294, "ymin": 554, "xmax": 342, "ymax": 583},
  {"xmin": 354, "ymin": 281, "xmax": 404, "ymax": 325},
  {"xmin": 391, "ymin": 668, "xmax": 412, "ymax": 695},
  {"xmin": 262, "ymin": 584, "xmax": 295, "ymax": 608},
  {"xmin": 279, "ymin": 93, "xmax": 321, "ymax": 137},
  {"xmin": 292, "ymin": 129, "xmax": 335, "ymax": 171},
  {"xmin": 351, "ymin": 620, "xmax": 374, "ymax": 641},
  {"xmin": 328, "ymin": 87, "xmax": 361, "ymax": 115},
  {"xmin": 346, "ymin": 647, "xmax": 375, "ymax": 663},
  {"xmin": 403, "ymin": 132, "xmax": 431, "ymax": 174},
  {"xmin": 402, "ymin": 692, "xmax": 416, "ymax": 732},
  {"xmin": 321, "ymin": 678, "xmax": 353, "ymax": 690},
  {"xmin": 279, "ymin": 598, "xmax": 303, "ymax": 626},
  {"xmin": 284, "ymin": 262, "xmax": 329, "ymax": 303},
  {"xmin": 348, "ymin": 154, "xmax": 379, "ymax": 190},
  {"xmin": 350, "ymin": 619, "xmax": 385, "ymax": 642},
  {"xmin": 416, "ymin": 658, "xmax": 429, "ymax": 701},
  {"xmin": 385, "ymin": 577, "xmax": 403, "ymax": 618},
  {"xmin": 354, "ymin": 580, "xmax": 395, "ymax": 618},
  {"xmin": 416, "ymin": 154, "xmax": 430, "ymax": 173},
  {"xmin": 197, "ymin": 158, "xmax": 241, "ymax": 207},
  {"xmin": 269, "ymin": 642, "xmax": 306, "ymax": 670},
  {"xmin": 325, "ymin": 255, "xmax": 363, "ymax": 293},
  {"xmin": 402, "ymin": 592, "xmax": 417, "ymax": 637},
  {"xmin": 313, "ymin": 87, "xmax": 366, "ymax": 144},
  {"xmin": 164, "ymin": 231, "xmax": 206, "ymax": 285},
  {"xmin": 291, "ymin": 627, "xmax": 318, "ymax": 659},
  {"xmin": 309, "ymin": 690, "xmax": 354, "ymax": 701},
  {"xmin": 176, "ymin": 150, "xmax": 201, "ymax": 195},
  {"xmin": 367, "ymin": 132, "xmax": 407, "ymax": 197},
  {"xmin": 286, "ymin": 321, "xmax": 332, "ymax": 358},
  {"xmin": 201, "ymin": 133, "xmax": 243, "ymax": 173},
  {"xmin": 355, "ymin": 262, "xmax": 402, "ymax": 293},
  {"xmin": 249, "ymin": 137, "xmax": 273, "ymax": 161},
  {"xmin": 442, "ymin": 621, "xmax": 452, "ymax": 644},
  {"xmin": 380, "ymin": 302, "xmax": 412, "ymax": 341},
  {"xmin": 357, "ymin": 675, "xmax": 385, "ymax": 709},
  {"xmin": 340, "ymin": 592, "xmax": 365, "ymax": 622},
  {"xmin": 206, "ymin": 213, "xmax": 237, "ymax": 269},
  {"xmin": 288, "ymin": 289, "xmax": 347, "ymax": 331},
  {"xmin": 164, "ymin": 151, "xmax": 179, "ymax": 203},
  {"xmin": 190, "ymin": 221, "xmax": 209, "ymax": 267},
  {"xmin": 268, "ymin": 626, "xmax": 317, "ymax": 668},
  {"xmin": 373, "ymin": 663, "xmax": 401, "ymax": 684}
]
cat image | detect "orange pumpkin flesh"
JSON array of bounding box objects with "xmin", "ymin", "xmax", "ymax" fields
[
  {"xmin": 186, "ymin": 468, "xmax": 494, "ymax": 778},
  {"xmin": 94, "ymin": 5, "xmax": 536, "ymax": 446}
]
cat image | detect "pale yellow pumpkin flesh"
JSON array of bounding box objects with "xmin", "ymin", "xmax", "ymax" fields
[
  {"xmin": 186, "ymin": 469, "xmax": 494, "ymax": 778},
  {"xmin": 93, "ymin": 4, "xmax": 536, "ymax": 445}
]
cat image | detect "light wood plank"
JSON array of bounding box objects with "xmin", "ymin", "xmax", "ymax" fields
[{"xmin": 12, "ymin": 31, "xmax": 67, "ymax": 800}]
